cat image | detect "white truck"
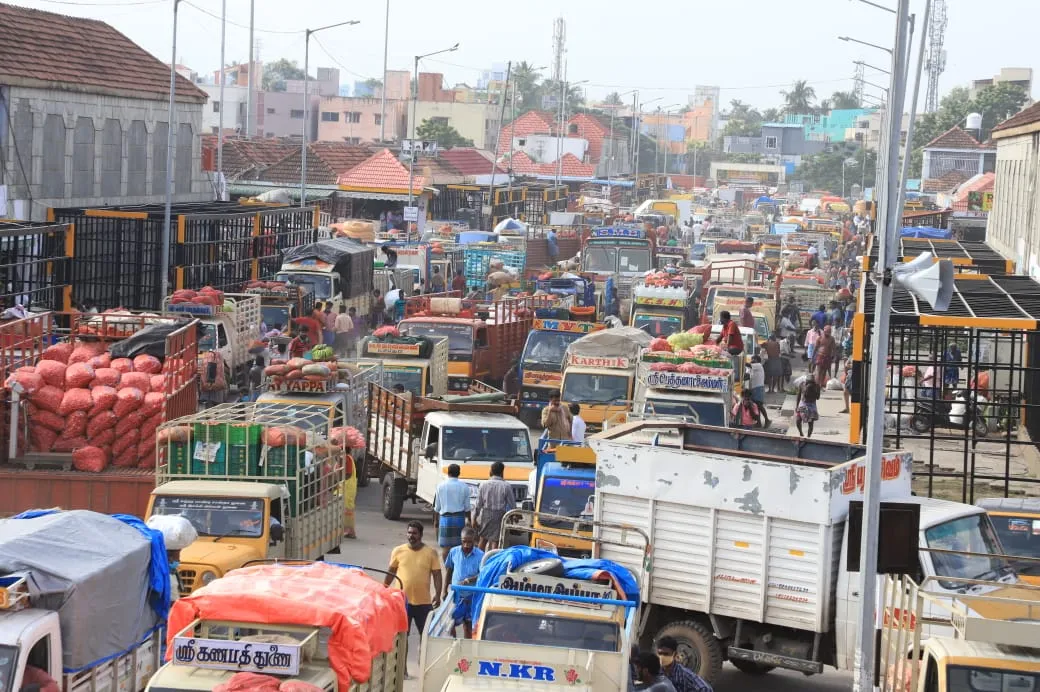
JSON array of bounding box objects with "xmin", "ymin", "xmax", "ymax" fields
[
  {"xmin": 365, "ymin": 383, "xmax": 532, "ymax": 520},
  {"xmin": 589, "ymin": 421, "xmax": 1032, "ymax": 684},
  {"xmin": 164, "ymin": 292, "xmax": 261, "ymax": 391},
  {"xmin": 0, "ymin": 510, "xmax": 165, "ymax": 692}
]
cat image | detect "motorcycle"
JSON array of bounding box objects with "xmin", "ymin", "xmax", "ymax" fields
[{"xmin": 910, "ymin": 390, "xmax": 989, "ymax": 437}]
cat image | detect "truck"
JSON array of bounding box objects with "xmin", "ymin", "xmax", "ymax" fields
[
  {"xmin": 589, "ymin": 421, "xmax": 1034, "ymax": 684},
  {"xmin": 629, "ymin": 281, "xmax": 699, "ymax": 337},
  {"xmin": 633, "ymin": 348, "xmax": 734, "ymax": 426},
  {"xmin": 420, "ymin": 543, "xmax": 646, "ymax": 692},
  {"xmin": 525, "ymin": 440, "xmax": 597, "ymax": 557},
  {"xmin": 711, "ymin": 293, "xmax": 777, "ymax": 340},
  {"xmin": 383, "ymin": 242, "xmax": 431, "ymax": 292},
  {"xmin": 358, "ymin": 334, "xmax": 448, "ymax": 397},
  {"xmin": 276, "ymin": 237, "xmax": 375, "ymax": 320},
  {"xmin": 152, "ymin": 561, "xmax": 407, "ymax": 691},
  {"xmin": 462, "ymin": 243, "xmax": 526, "ymax": 291},
  {"xmin": 244, "ymin": 282, "xmax": 315, "ymax": 344},
  {"xmin": 164, "ymin": 292, "xmax": 261, "ymax": 391},
  {"xmin": 0, "ymin": 509, "xmax": 166, "ymax": 691},
  {"xmin": 149, "ymin": 401, "xmax": 347, "ymax": 595},
  {"xmin": 398, "ymin": 293, "xmax": 540, "ymax": 393},
  {"xmin": 560, "ymin": 327, "xmax": 652, "ymax": 432},
  {"xmin": 517, "ymin": 317, "xmax": 605, "ymax": 427},
  {"xmin": 365, "ymin": 382, "xmax": 531, "ymax": 520},
  {"xmin": 580, "ymin": 226, "xmax": 656, "ymax": 312}
]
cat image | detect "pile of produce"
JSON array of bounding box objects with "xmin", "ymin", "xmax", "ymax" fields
[
  {"xmin": 7, "ymin": 341, "xmax": 173, "ymax": 472},
  {"xmin": 167, "ymin": 286, "xmax": 227, "ymax": 307},
  {"xmin": 640, "ymin": 271, "xmax": 683, "ymax": 288},
  {"xmin": 642, "ymin": 338, "xmax": 733, "ymax": 373},
  {"xmin": 245, "ymin": 280, "xmax": 293, "ymax": 294},
  {"xmin": 263, "ymin": 357, "xmax": 362, "ymax": 390},
  {"xmin": 73, "ymin": 308, "xmax": 163, "ymax": 338}
]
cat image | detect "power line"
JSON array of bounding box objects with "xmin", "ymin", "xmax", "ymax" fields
[
  {"xmin": 27, "ymin": 0, "xmax": 163, "ymax": 6},
  {"xmin": 311, "ymin": 35, "xmax": 367, "ymax": 80},
  {"xmin": 182, "ymin": 1, "xmax": 301, "ymax": 34}
]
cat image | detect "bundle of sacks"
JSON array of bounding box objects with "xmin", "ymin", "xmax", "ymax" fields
[{"xmin": 7, "ymin": 341, "xmax": 171, "ymax": 472}]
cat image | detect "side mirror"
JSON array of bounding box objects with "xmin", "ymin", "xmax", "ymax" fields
[
  {"xmin": 269, "ymin": 522, "xmax": 285, "ymax": 543},
  {"xmin": 425, "ymin": 443, "xmax": 438, "ymax": 461},
  {"xmin": 521, "ymin": 499, "xmax": 535, "ymax": 512}
]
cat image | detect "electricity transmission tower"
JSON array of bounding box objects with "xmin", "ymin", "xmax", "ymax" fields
[{"xmin": 924, "ymin": 0, "xmax": 948, "ymax": 113}]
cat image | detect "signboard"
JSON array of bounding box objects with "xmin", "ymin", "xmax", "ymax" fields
[
  {"xmin": 365, "ymin": 340, "xmax": 422, "ymax": 356},
  {"xmin": 967, "ymin": 191, "xmax": 993, "ymax": 213},
  {"xmin": 532, "ymin": 318, "xmax": 602, "ymax": 334},
  {"xmin": 401, "ymin": 139, "xmax": 439, "ymax": 156},
  {"xmin": 521, "ymin": 370, "xmax": 562, "ymax": 386},
  {"xmin": 466, "ymin": 659, "xmax": 562, "ymax": 683},
  {"xmin": 772, "ymin": 222, "xmax": 801, "ymax": 235},
  {"xmin": 566, "ymin": 354, "xmax": 629, "ymax": 369},
  {"xmin": 634, "ymin": 296, "xmax": 685, "ymax": 307},
  {"xmin": 403, "ymin": 206, "xmax": 419, "ymax": 222},
  {"xmin": 496, "ymin": 573, "xmax": 615, "ymax": 600},
  {"xmin": 644, "ymin": 371, "xmax": 729, "ymax": 393},
  {"xmin": 166, "ymin": 302, "xmax": 217, "ymax": 316},
  {"xmin": 267, "ymin": 378, "xmax": 334, "ymax": 393},
  {"xmin": 591, "ymin": 227, "xmax": 646, "ymax": 239},
  {"xmin": 173, "ymin": 637, "xmax": 301, "ymax": 676}
]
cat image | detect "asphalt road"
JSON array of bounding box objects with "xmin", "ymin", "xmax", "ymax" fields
[{"xmin": 330, "ymin": 481, "xmax": 854, "ymax": 692}]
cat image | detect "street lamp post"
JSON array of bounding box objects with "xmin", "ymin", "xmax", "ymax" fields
[
  {"xmin": 301, "ymin": 19, "xmax": 360, "ymax": 208},
  {"xmin": 408, "ymin": 43, "xmax": 460, "ymax": 207},
  {"xmin": 161, "ymin": 0, "xmax": 183, "ymax": 301},
  {"xmin": 378, "ymin": 0, "xmax": 390, "ymax": 142},
  {"xmin": 838, "ymin": 35, "xmax": 893, "ymax": 53}
]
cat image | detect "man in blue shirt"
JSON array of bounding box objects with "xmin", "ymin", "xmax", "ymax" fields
[
  {"xmin": 443, "ymin": 526, "xmax": 484, "ymax": 637},
  {"xmin": 434, "ymin": 464, "xmax": 472, "ymax": 561},
  {"xmin": 811, "ymin": 304, "xmax": 828, "ymax": 329}
]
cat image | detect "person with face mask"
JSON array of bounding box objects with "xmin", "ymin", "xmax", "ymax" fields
[{"xmin": 655, "ymin": 636, "xmax": 713, "ymax": 691}]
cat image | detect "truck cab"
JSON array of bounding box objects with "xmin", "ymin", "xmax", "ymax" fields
[
  {"xmin": 518, "ymin": 318, "xmax": 604, "ymax": 426},
  {"xmin": 247, "ymin": 284, "xmax": 315, "ymax": 345},
  {"xmin": 977, "ymin": 497, "xmax": 1040, "ymax": 585},
  {"xmin": 629, "ymin": 282, "xmax": 698, "ymax": 337},
  {"xmin": 358, "ymin": 335, "xmax": 448, "ymax": 397},
  {"xmin": 277, "ymin": 237, "xmax": 375, "ymax": 320},
  {"xmin": 581, "ymin": 227, "xmax": 655, "ymax": 313},
  {"xmin": 561, "ymin": 328, "xmax": 651, "ymax": 433},
  {"xmin": 528, "ymin": 443, "xmax": 596, "ymax": 558},
  {"xmin": 165, "ymin": 293, "xmax": 262, "ymax": 390},
  {"xmin": 634, "ymin": 350, "xmax": 734, "ymax": 426}
]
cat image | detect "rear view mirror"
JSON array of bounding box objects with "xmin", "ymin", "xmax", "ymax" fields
[
  {"xmin": 269, "ymin": 522, "xmax": 285, "ymax": 544},
  {"xmin": 425, "ymin": 443, "xmax": 437, "ymax": 461}
]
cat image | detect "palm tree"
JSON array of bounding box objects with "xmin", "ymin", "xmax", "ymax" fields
[
  {"xmin": 817, "ymin": 98, "xmax": 832, "ymax": 114},
  {"xmin": 727, "ymin": 99, "xmax": 753, "ymax": 118},
  {"xmin": 512, "ymin": 61, "xmax": 543, "ymax": 110},
  {"xmin": 780, "ymin": 80, "xmax": 817, "ymax": 114},
  {"xmin": 540, "ymin": 79, "xmax": 585, "ymax": 116},
  {"xmin": 830, "ymin": 91, "xmax": 862, "ymax": 109}
]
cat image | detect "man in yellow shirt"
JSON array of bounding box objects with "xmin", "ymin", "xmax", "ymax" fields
[{"xmin": 385, "ymin": 521, "xmax": 443, "ymax": 639}]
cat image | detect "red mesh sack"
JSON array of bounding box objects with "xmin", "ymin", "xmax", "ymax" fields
[
  {"xmin": 7, "ymin": 370, "xmax": 43, "ymax": 395},
  {"xmin": 58, "ymin": 388, "xmax": 93, "ymax": 416},
  {"xmin": 89, "ymin": 428, "xmax": 116, "ymax": 448},
  {"xmin": 87, "ymin": 410, "xmax": 118, "ymax": 438},
  {"xmin": 72, "ymin": 446, "xmax": 109, "ymax": 473},
  {"xmin": 31, "ymin": 385, "xmax": 64, "ymax": 414},
  {"xmin": 157, "ymin": 425, "xmax": 191, "ymax": 444},
  {"xmin": 261, "ymin": 426, "xmax": 305, "ymax": 447},
  {"xmin": 280, "ymin": 683, "xmax": 324, "ymax": 692},
  {"xmin": 113, "ymin": 445, "xmax": 139, "ymax": 468},
  {"xmin": 213, "ymin": 673, "xmax": 281, "ymax": 692},
  {"xmin": 142, "ymin": 392, "xmax": 165, "ymax": 416},
  {"xmin": 113, "ymin": 388, "xmax": 144, "ymax": 417},
  {"xmin": 65, "ymin": 362, "xmax": 96, "ymax": 389},
  {"xmin": 133, "ymin": 354, "xmax": 163, "ymax": 374},
  {"xmin": 68, "ymin": 343, "xmax": 105, "ymax": 365},
  {"xmin": 88, "ymin": 353, "xmax": 112, "ymax": 369},
  {"xmin": 119, "ymin": 372, "xmax": 152, "ymax": 393},
  {"xmin": 88, "ymin": 386, "xmax": 118, "ymax": 415},
  {"xmin": 41, "ymin": 342, "xmax": 73, "ymax": 364},
  {"xmin": 15, "ymin": 366, "xmax": 34, "ymax": 374},
  {"xmin": 110, "ymin": 358, "xmax": 135, "ymax": 374},
  {"xmin": 141, "ymin": 412, "xmax": 164, "ymax": 440},
  {"xmin": 91, "ymin": 368, "xmax": 121, "ymax": 388},
  {"xmin": 62, "ymin": 410, "xmax": 88, "ymax": 439},
  {"xmin": 137, "ymin": 445, "xmax": 157, "ymax": 469},
  {"xmin": 36, "ymin": 360, "xmax": 67, "ymax": 388},
  {"xmin": 53, "ymin": 437, "xmax": 88, "ymax": 453},
  {"xmin": 32, "ymin": 410, "xmax": 65, "ymax": 433},
  {"xmin": 115, "ymin": 412, "xmax": 143, "ymax": 438},
  {"xmin": 150, "ymin": 374, "xmax": 167, "ymax": 392},
  {"xmin": 112, "ymin": 428, "xmax": 140, "ymax": 457},
  {"xmin": 30, "ymin": 427, "xmax": 57, "ymax": 452}
]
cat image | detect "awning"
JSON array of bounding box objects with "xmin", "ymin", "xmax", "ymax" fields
[
  {"xmin": 228, "ymin": 184, "xmax": 336, "ymax": 200},
  {"xmin": 338, "ymin": 190, "xmax": 411, "ymax": 202}
]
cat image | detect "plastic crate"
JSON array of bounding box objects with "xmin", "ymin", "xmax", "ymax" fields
[
  {"xmin": 167, "ymin": 442, "xmax": 191, "ymax": 474},
  {"xmin": 228, "ymin": 445, "xmax": 261, "ymax": 477},
  {"xmin": 190, "ymin": 440, "xmax": 226, "ymax": 475}
]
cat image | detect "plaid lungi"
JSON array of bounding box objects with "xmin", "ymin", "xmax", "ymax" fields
[{"xmin": 438, "ymin": 512, "xmax": 467, "ymax": 548}]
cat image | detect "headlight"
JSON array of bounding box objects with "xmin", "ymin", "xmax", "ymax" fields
[{"xmin": 200, "ymin": 571, "xmax": 218, "ymax": 586}]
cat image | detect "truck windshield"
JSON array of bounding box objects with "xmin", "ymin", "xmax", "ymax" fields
[
  {"xmin": 539, "ymin": 477, "xmax": 595, "ymax": 528},
  {"xmin": 383, "ymin": 366, "xmax": 424, "ymax": 395},
  {"xmin": 150, "ymin": 496, "xmax": 268, "ymax": 538},
  {"xmin": 619, "ymin": 248, "xmax": 651, "ymax": 273},
  {"xmin": 402, "ymin": 322, "xmax": 473, "ymax": 356},
  {"xmin": 633, "ymin": 314, "xmax": 682, "ymax": 337},
  {"xmin": 925, "ymin": 513, "xmax": 1012, "ymax": 588},
  {"xmin": 0, "ymin": 644, "xmax": 15, "ymax": 692},
  {"xmin": 562, "ymin": 373, "xmax": 630, "ymax": 405},
  {"xmin": 198, "ymin": 323, "xmax": 228, "ymax": 351},
  {"xmin": 988, "ymin": 514, "xmax": 1040, "ymax": 578},
  {"xmin": 277, "ymin": 272, "xmax": 332, "ymax": 300},
  {"xmin": 523, "ymin": 332, "xmax": 581, "ymax": 370},
  {"xmin": 584, "ymin": 246, "xmax": 617, "ymax": 272},
  {"xmin": 482, "ymin": 612, "xmax": 619, "ymax": 652},
  {"xmin": 646, "ymin": 398, "xmax": 726, "ymax": 426},
  {"xmin": 261, "ymin": 305, "xmax": 291, "ymax": 332},
  {"xmin": 442, "ymin": 427, "xmax": 531, "ymax": 462},
  {"xmin": 947, "ymin": 666, "xmax": 1039, "ymax": 691}
]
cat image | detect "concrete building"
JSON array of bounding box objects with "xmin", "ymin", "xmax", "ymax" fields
[
  {"xmin": 984, "ymin": 103, "xmax": 1040, "ymax": 274},
  {"xmin": 921, "ymin": 126, "xmax": 996, "ymax": 181},
  {"xmin": 317, "ymin": 96, "xmax": 406, "ymax": 143},
  {"xmin": 723, "ymin": 123, "xmax": 825, "ymax": 165},
  {"xmin": 690, "ymin": 85, "xmax": 720, "ymax": 142},
  {"xmin": 284, "ymin": 68, "xmax": 340, "ymax": 98},
  {"xmin": 200, "ymin": 84, "xmax": 248, "ymax": 135},
  {"xmin": 0, "ymin": 4, "xmax": 209, "ymax": 220},
  {"xmin": 408, "ymin": 100, "xmax": 501, "ymax": 150},
  {"xmin": 783, "ymin": 108, "xmax": 878, "ymax": 142},
  {"xmin": 253, "ymin": 91, "xmax": 316, "ymax": 140},
  {"xmin": 971, "ymin": 67, "xmax": 1033, "ymax": 99}
]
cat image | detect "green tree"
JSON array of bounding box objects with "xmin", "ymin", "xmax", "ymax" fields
[
  {"xmin": 262, "ymin": 58, "xmax": 306, "ymax": 92},
  {"xmin": 831, "ymin": 91, "xmax": 862, "ymax": 109},
  {"xmin": 511, "ymin": 61, "xmax": 543, "ymax": 111},
  {"xmin": 416, "ymin": 119, "xmax": 474, "ymax": 148},
  {"xmin": 539, "ymin": 78, "xmax": 586, "ymax": 115},
  {"xmin": 603, "ymin": 91, "xmax": 624, "ymax": 106},
  {"xmin": 762, "ymin": 108, "xmax": 782, "ymax": 124},
  {"xmin": 781, "ymin": 80, "xmax": 817, "ymax": 114},
  {"xmin": 364, "ymin": 78, "xmax": 382, "ymax": 89},
  {"xmin": 794, "ymin": 144, "xmax": 877, "ymax": 195},
  {"xmin": 722, "ymin": 99, "xmax": 763, "ymax": 137},
  {"xmin": 817, "ymin": 98, "xmax": 832, "ymax": 114}
]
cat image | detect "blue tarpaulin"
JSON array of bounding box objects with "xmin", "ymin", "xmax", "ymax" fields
[
  {"xmin": 467, "ymin": 546, "xmax": 640, "ymax": 622},
  {"xmin": 900, "ymin": 226, "xmax": 952, "ymax": 239}
]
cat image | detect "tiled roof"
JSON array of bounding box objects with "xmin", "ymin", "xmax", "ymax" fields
[
  {"xmin": 993, "ymin": 101, "xmax": 1040, "ymax": 134},
  {"xmin": 439, "ymin": 148, "xmax": 506, "ymax": 176},
  {"xmin": 952, "ymin": 173, "xmax": 995, "ymax": 211},
  {"xmin": 924, "ymin": 126, "xmax": 987, "ymax": 150},
  {"xmin": 415, "ymin": 157, "xmax": 465, "ymax": 185},
  {"xmin": 497, "ymin": 111, "xmax": 556, "ymax": 155},
  {"xmin": 567, "ymin": 113, "xmax": 608, "ymax": 163},
  {"xmin": 506, "ymin": 151, "xmax": 594, "ymax": 179},
  {"xmin": 201, "ymin": 137, "xmax": 299, "ymax": 181},
  {"xmin": 337, "ymin": 149, "xmax": 425, "ymax": 193},
  {"xmin": 921, "ymin": 169, "xmax": 970, "ymax": 194},
  {"xmin": 0, "ymin": 3, "xmax": 207, "ymax": 102},
  {"xmin": 260, "ymin": 150, "xmax": 336, "ymax": 186},
  {"xmin": 309, "ymin": 141, "xmax": 374, "ymax": 176}
]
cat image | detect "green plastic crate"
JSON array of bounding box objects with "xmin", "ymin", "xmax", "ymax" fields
[
  {"xmin": 265, "ymin": 445, "xmax": 300, "ymax": 478},
  {"xmin": 191, "ymin": 440, "xmax": 226, "ymax": 475},
  {"xmin": 228, "ymin": 445, "xmax": 261, "ymax": 477},
  {"xmin": 167, "ymin": 442, "xmax": 191, "ymax": 474}
]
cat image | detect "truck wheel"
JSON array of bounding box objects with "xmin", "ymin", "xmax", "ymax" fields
[
  {"xmin": 730, "ymin": 660, "xmax": 775, "ymax": 675},
  {"xmin": 382, "ymin": 474, "xmax": 406, "ymax": 520},
  {"xmin": 515, "ymin": 558, "xmax": 565, "ymax": 577},
  {"xmin": 655, "ymin": 620, "xmax": 723, "ymax": 683},
  {"xmin": 356, "ymin": 455, "xmax": 370, "ymax": 488}
]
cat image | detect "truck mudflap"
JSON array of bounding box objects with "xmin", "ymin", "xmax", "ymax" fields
[{"xmin": 726, "ymin": 646, "xmax": 824, "ymax": 675}]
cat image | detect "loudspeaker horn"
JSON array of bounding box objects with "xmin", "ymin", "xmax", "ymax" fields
[{"xmin": 893, "ymin": 253, "xmax": 954, "ymax": 311}]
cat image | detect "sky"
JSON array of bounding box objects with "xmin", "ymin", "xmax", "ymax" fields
[{"xmin": 13, "ymin": 0, "xmax": 1040, "ymax": 110}]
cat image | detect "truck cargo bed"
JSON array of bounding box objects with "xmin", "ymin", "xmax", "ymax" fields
[{"xmin": 0, "ymin": 465, "xmax": 154, "ymax": 517}]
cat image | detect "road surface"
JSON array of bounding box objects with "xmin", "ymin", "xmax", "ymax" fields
[{"xmin": 331, "ymin": 481, "xmax": 854, "ymax": 691}]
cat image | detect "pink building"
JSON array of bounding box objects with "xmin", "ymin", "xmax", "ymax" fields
[
  {"xmin": 317, "ymin": 96, "xmax": 406, "ymax": 144},
  {"xmin": 417, "ymin": 72, "xmax": 454, "ymax": 103},
  {"xmin": 382, "ymin": 70, "xmax": 410, "ymax": 100}
]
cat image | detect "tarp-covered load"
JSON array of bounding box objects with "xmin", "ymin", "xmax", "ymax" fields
[
  {"xmin": 281, "ymin": 238, "xmax": 374, "ymax": 299},
  {"xmin": 167, "ymin": 562, "xmax": 407, "ymax": 687},
  {"xmin": 900, "ymin": 226, "xmax": 953, "ymax": 239},
  {"xmin": 566, "ymin": 327, "xmax": 653, "ymax": 362},
  {"xmin": 0, "ymin": 510, "xmax": 161, "ymax": 671}
]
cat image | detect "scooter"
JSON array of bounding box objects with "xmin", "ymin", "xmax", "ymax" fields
[{"xmin": 910, "ymin": 390, "xmax": 989, "ymax": 437}]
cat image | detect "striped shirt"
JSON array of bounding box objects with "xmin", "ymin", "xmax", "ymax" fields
[
  {"xmin": 665, "ymin": 664, "xmax": 713, "ymax": 692},
  {"xmin": 475, "ymin": 476, "xmax": 515, "ymax": 515}
]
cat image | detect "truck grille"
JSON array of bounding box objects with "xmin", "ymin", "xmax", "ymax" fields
[{"xmin": 178, "ymin": 569, "xmax": 196, "ymax": 596}]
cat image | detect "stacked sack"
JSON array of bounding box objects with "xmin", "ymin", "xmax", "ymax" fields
[{"xmin": 8, "ymin": 341, "xmax": 170, "ymax": 473}]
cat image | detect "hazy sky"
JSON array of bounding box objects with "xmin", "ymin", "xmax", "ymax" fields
[{"xmin": 15, "ymin": 0, "xmax": 1039, "ymax": 109}]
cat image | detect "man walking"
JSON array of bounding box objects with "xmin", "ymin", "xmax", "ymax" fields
[
  {"xmin": 333, "ymin": 305, "xmax": 354, "ymax": 357},
  {"xmin": 433, "ymin": 464, "xmax": 471, "ymax": 561},
  {"xmin": 385, "ymin": 521, "xmax": 442, "ymax": 639},
  {"xmin": 474, "ymin": 461, "xmax": 515, "ymax": 551},
  {"xmin": 443, "ymin": 526, "xmax": 483, "ymax": 637},
  {"xmin": 655, "ymin": 636, "xmax": 713, "ymax": 691}
]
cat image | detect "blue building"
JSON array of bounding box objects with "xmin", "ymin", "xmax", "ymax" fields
[{"xmin": 782, "ymin": 108, "xmax": 877, "ymax": 142}]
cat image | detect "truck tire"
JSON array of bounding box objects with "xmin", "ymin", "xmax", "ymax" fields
[
  {"xmin": 730, "ymin": 660, "xmax": 775, "ymax": 675},
  {"xmin": 655, "ymin": 620, "xmax": 723, "ymax": 683},
  {"xmin": 515, "ymin": 558, "xmax": 565, "ymax": 577},
  {"xmin": 382, "ymin": 473, "xmax": 406, "ymax": 520},
  {"xmin": 356, "ymin": 454, "xmax": 370, "ymax": 488}
]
